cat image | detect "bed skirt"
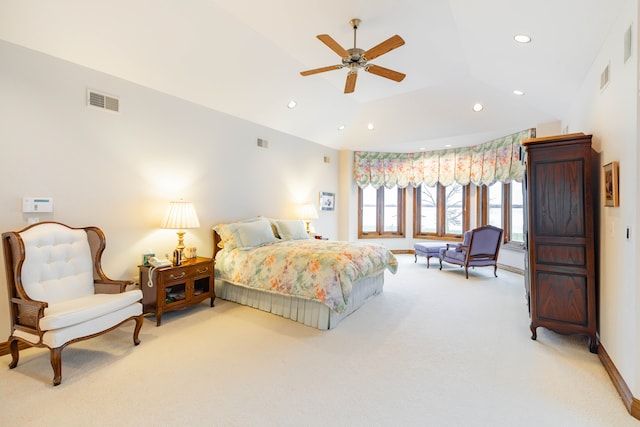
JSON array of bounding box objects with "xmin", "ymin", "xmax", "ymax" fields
[{"xmin": 214, "ymin": 272, "xmax": 384, "ymax": 330}]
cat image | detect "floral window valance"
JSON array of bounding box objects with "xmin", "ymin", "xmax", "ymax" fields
[{"xmin": 354, "ymin": 128, "xmax": 535, "ymax": 189}]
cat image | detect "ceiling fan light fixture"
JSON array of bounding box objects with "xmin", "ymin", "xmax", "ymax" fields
[
  {"xmin": 367, "ymin": 123, "xmax": 375, "ymax": 131},
  {"xmin": 338, "ymin": 125, "xmax": 345, "ymax": 131},
  {"xmin": 287, "ymin": 100, "xmax": 297, "ymax": 109},
  {"xmin": 472, "ymin": 103, "xmax": 484, "ymax": 112}
]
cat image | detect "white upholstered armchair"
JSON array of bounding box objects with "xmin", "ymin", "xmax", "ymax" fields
[{"xmin": 2, "ymin": 222, "xmax": 144, "ymax": 385}]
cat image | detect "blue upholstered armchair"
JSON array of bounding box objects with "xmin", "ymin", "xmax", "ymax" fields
[{"xmin": 438, "ymin": 225, "xmax": 503, "ymax": 279}]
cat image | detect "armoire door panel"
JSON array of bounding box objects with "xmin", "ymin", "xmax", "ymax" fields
[
  {"xmin": 536, "ymin": 244, "xmax": 586, "ymax": 267},
  {"xmin": 533, "ymin": 159, "xmax": 585, "ymax": 237},
  {"xmin": 535, "ymin": 272, "xmax": 588, "ymax": 326}
]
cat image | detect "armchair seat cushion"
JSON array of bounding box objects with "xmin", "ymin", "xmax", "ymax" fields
[
  {"xmin": 468, "ymin": 258, "xmax": 498, "ymax": 267},
  {"xmin": 40, "ymin": 289, "xmax": 143, "ymax": 331},
  {"xmin": 440, "ymin": 247, "xmax": 467, "ymax": 263},
  {"xmin": 15, "ymin": 302, "xmax": 143, "ymax": 349}
]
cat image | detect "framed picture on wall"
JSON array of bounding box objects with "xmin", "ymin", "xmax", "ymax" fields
[
  {"xmin": 603, "ymin": 161, "xmax": 619, "ymax": 207},
  {"xmin": 319, "ymin": 192, "xmax": 335, "ymax": 211}
]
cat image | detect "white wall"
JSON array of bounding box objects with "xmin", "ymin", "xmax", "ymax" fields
[
  {"xmin": 565, "ymin": 0, "xmax": 639, "ymax": 395},
  {"xmin": 0, "ymin": 40, "xmax": 339, "ymax": 339}
]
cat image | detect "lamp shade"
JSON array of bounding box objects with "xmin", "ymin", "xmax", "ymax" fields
[
  {"xmin": 298, "ymin": 203, "xmax": 318, "ymax": 220},
  {"xmin": 161, "ymin": 200, "xmax": 200, "ymax": 229}
]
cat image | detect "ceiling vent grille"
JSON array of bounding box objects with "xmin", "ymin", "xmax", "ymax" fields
[
  {"xmin": 600, "ymin": 64, "xmax": 610, "ymax": 91},
  {"xmin": 88, "ymin": 89, "xmax": 119, "ymax": 112}
]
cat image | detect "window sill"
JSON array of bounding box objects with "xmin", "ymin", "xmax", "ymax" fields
[{"xmin": 503, "ymin": 241, "xmax": 525, "ymax": 252}]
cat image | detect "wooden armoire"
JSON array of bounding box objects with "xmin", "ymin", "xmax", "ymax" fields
[{"xmin": 521, "ymin": 133, "xmax": 599, "ymax": 353}]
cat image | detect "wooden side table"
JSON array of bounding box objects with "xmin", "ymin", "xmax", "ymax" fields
[{"xmin": 139, "ymin": 256, "xmax": 215, "ymax": 326}]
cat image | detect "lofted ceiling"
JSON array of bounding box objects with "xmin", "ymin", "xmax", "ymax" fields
[{"xmin": 0, "ymin": 0, "xmax": 626, "ymax": 152}]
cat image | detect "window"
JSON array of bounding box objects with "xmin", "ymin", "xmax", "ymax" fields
[
  {"xmin": 510, "ymin": 181, "xmax": 524, "ymax": 243},
  {"xmin": 487, "ymin": 182, "xmax": 503, "ymax": 229},
  {"xmin": 414, "ymin": 183, "xmax": 470, "ymax": 238},
  {"xmin": 358, "ymin": 186, "xmax": 405, "ymax": 238},
  {"xmin": 479, "ymin": 180, "xmax": 524, "ymax": 244}
]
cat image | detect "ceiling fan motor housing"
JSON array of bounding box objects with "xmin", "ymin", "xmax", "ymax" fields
[{"xmin": 344, "ymin": 48, "xmax": 366, "ymax": 66}]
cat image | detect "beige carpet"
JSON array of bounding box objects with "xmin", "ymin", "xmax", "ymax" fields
[{"xmin": 0, "ymin": 254, "xmax": 636, "ymax": 426}]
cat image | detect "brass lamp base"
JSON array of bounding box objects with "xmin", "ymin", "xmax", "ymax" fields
[{"xmin": 175, "ymin": 230, "xmax": 186, "ymax": 253}]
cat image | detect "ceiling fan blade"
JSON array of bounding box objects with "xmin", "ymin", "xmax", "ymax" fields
[
  {"xmin": 317, "ymin": 34, "xmax": 349, "ymax": 58},
  {"xmin": 366, "ymin": 64, "xmax": 406, "ymax": 82},
  {"xmin": 363, "ymin": 35, "xmax": 405, "ymax": 61},
  {"xmin": 300, "ymin": 65, "xmax": 343, "ymax": 76},
  {"xmin": 344, "ymin": 72, "xmax": 358, "ymax": 94}
]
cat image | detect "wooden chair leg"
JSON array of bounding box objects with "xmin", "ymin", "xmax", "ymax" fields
[
  {"xmin": 133, "ymin": 315, "xmax": 143, "ymax": 346},
  {"xmin": 494, "ymin": 265, "xmax": 498, "ymax": 277},
  {"xmin": 465, "ymin": 266, "xmax": 469, "ymax": 279},
  {"xmin": 8, "ymin": 338, "xmax": 19, "ymax": 369},
  {"xmin": 50, "ymin": 347, "xmax": 63, "ymax": 386}
]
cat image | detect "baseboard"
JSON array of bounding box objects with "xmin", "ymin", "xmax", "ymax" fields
[
  {"xmin": 598, "ymin": 344, "xmax": 640, "ymax": 420},
  {"xmin": 496, "ymin": 263, "xmax": 524, "ymax": 275},
  {"xmin": 0, "ymin": 340, "xmax": 30, "ymax": 356},
  {"xmin": 392, "ymin": 249, "xmax": 413, "ymax": 255}
]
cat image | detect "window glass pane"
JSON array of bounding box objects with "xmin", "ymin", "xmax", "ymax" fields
[
  {"xmin": 488, "ymin": 182, "xmax": 502, "ymax": 228},
  {"xmin": 510, "ymin": 181, "xmax": 524, "ymax": 242},
  {"xmin": 445, "ymin": 183, "xmax": 464, "ymax": 234},
  {"xmin": 420, "ymin": 185, "xmax": 438, "ymax": 234},
  {"xmin": 382, "ymin": 187, "xmax": 398, "ymax": 232},
  {"xmin": 362, "ymin": 186, "xmax": 377, "ymax": 233}
]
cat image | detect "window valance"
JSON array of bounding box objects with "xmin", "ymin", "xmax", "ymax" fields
[{"xmin": 354, "ymin": 129, "xmax": 535, "ymax": 189}]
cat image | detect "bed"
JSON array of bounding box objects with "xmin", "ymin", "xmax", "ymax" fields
[{"xmin": 212, "ymin": 217, "xmax": 398, "ymax": 329}]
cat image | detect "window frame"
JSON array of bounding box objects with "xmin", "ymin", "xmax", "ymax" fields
[
  {"xmin": 413, "ymin": 183, "xmax": 470, "ymax": 240},
  {"xmin": 477, "ymin": 181, "xmax": 524, "ymax": 246},
  {"xmin": 357, "ymin": 186, "xmax": 406, "ymax": 238}
]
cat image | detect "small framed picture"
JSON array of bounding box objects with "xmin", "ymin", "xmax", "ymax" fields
[
  {"xmin": 603, "ymin": 161, "xmax": 619, "ymax": 207},
  {"xmin": 319, "ymin": 192, "xmax": 335, "ymax": 211}
]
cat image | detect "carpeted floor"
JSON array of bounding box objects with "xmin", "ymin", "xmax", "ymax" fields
[{"xmin": 0, "ymin": 254, "xmax": 636, "ymax": 426}]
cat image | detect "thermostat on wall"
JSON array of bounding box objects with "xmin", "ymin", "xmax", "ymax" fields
[{"xmin": 23, "ymin": 197, "xmax": 53, "ymax": 213}]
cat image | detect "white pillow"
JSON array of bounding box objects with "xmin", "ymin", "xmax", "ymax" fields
[
  {"xmin": 229, "ymin": 217, "xmax": 277, "ymax": 249},
  {"xmin": 273, "ymin": 219, "xmax": 310, "ymax": 240},
  {"xmin": 214, "ymin": 217, "xmax": 264, "ymax": 250}
]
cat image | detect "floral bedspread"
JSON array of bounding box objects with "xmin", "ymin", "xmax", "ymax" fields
[{"xmin": 215, "ymin": 239, "xmax": 398, "ymax": 313}]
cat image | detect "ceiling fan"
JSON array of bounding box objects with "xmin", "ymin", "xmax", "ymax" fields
[{"xmin": 300, "ymin": 18, "xmax": 406, "ymax": 94}]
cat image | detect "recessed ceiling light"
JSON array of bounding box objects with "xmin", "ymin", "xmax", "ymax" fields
[
  {"xmin": 472, "ymin": 103, "xmax": 483, "ymax": 112},
  {"xmin": 514, "ymin": 34, "xmax": 531, "ymax": 44},
  {"xmin": 338, "ymin": 125, "xmax": 345, "ymax": 131},
  {"xmin": 367, "ymin": 123, "xmax": 375, "ymax": 131},
  {"xmin": 445, "ymin": 144, "xmax": 452, "ymax": 148},
  {"xmin": 287, "ymin": 100, "xmax": 297, "ymax": 109},
  {"xmin": 513, "ymin": 90, "xmax": 525, "ymax": 96}
]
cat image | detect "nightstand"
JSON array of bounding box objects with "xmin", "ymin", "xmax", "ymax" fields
[{"xmin": 139, "ymin": 256, "xmax": 215, "ymax": 326}]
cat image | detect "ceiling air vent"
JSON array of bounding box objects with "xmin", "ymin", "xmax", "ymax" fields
[
  {"xmin": 600, "ymin": 64, "xmax": 610, "ymax": 91},
  {"xmin": 87, "ymin": 89, "xmax": 119, "ymax": 112}
]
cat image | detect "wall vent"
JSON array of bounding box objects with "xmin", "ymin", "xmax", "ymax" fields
[
  {"xmin": 257, "ymin": 138, "xmax": 269, "ymax": 148},
  {"xmin": 624, "ymin": 24, "xmax": 632, "ymax": 63},
  {"xmin": 88, "ymin": 89, "xmax": 119, "ymax": 112},
  {"xmin": 600, "ymin": 64, "xmax": 610, "ymax": 91}
]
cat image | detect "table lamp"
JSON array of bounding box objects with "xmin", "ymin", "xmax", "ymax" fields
[
  {"xmin": 161, "ymin": 200, "xmax": 200, "ymax": 253},
  {"xmin": 298, "ymin": 203, "xmax": 318, "ymax": 234}
]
